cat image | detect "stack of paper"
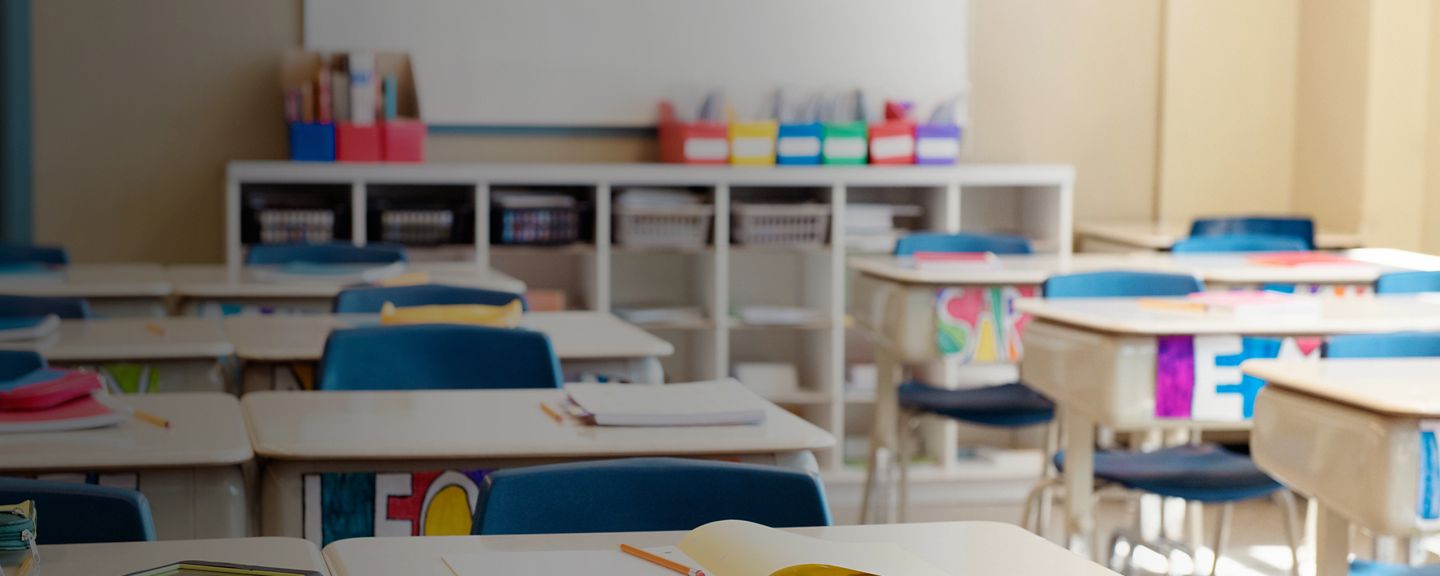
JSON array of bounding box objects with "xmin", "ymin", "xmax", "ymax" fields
[
  {"xmin": 737, "ymin": 306, "xmax": 823, "ymax": 326},
  {"xmin": 441, "ymin": 520, "xmax": 953, "ymax": 576},
  {"xmin": 0, "ymin": 314, "xmax": 60, "ymax": 342},
  {"xmin": 564, "ymin": 379, "xmax": 769, "ymax": 426},
  {"xmin": 613, "ymin": 305, "xmax": 707, "ymax": 326},
  {"xmin": 1141, "ymin": 291, "xmax": 1322, "ymax": 319},
  {"xmin": 909, "ymin": 251, "xmax": 1000, "ymax": 270}
]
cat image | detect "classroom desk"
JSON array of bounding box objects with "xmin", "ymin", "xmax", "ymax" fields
[
  {"xmin": 1246, "ymin": 358, "xmax": 1440, "ymax": 576},
  {"xmin": 1076, "ymin": 220, "xmax": 1365, "ymax": 252},
  {"xmin": 0, "ymin": 393, "xmax": 253, "ymax": 540},
  {"xmin": 224, "ymin": 311, "xmax": 674, "ymax": 387},
  {"xmin": 167, "ymin": 263, "xmax": 527, "ymax": 315},
  {"xmin": 0, "ymin": 317, "xmax": 235, "ymax": 392},
  {"xmin": 0, "ymin": 537, "xmax": 327, "ymax": 575},
  {"xmin": 322, "ymin": 521, "xmax": 1116, "ymax": 576},
  {"xmin": 1014, "ymin": 296, "xmax": 1440, "ymax": 558},
  {"xmin": 847, "ymin": 251, "xmax": 1405, "ymax": 522},
  {"xmin": 243, "ymin": 388, "xmax": 835, "ymax": 541},
  {"xmin": 0, "ymin": 263, "xmax": 173, "ymax": 317}
]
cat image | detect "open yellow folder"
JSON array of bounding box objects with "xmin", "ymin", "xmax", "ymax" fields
[
  {"xmin": 378, "ymin": 300, "xmax": 523, "ymax": 327},
  {"xmin": 677, "ymin": 520, "xmax": 952, "ymax": 576}
]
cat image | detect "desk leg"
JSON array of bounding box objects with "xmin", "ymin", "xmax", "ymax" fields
[
  {"xmin": 240, "ymin": 362, "xmax": 276, "ymax": 395},
  {"xmin": 1063, "ymin": 406, "xmax": 1096, "ymax": 558},
  {"xmin": 1315, "ymin": 505, "xmax": 1350, "ymax": 576},
  {"xmin": 861, "ymin": 346, "xmax": 902, "ymax": 524}
]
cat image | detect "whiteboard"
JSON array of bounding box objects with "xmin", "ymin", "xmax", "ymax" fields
[{"xmin": 305, "ymin": 0, "xmax": 970, "ymax": 127}]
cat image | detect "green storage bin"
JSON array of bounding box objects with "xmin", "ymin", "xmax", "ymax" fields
[{"xmin": 822, "ymin": 122, "xmax": 868, "ymax": 165}]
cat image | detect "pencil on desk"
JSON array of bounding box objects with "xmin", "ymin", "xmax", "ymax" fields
[
  {"xmin": 16, "ymin": 552, "xmax": 34, "ymax": 576},
  {"xmin": 132, "ymin": 409, "xmax": 171, "ymax": 429},
  {"xmin": 619, "ymin": 544, "xmax": 706, "ymax": 576},
  {"xmin": 144, "ymin": 322, "xmax": 167, "ymax": 336},
  {"xmin": 539, "ymin": 401, "xmax": 563, "ymax": 424},
  {"xmin": 1138, "ymin": 299, "xmax": 1208, "ymax": 314}
]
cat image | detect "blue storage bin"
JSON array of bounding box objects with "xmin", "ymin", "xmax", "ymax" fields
[
  {"xmin": 289, "ymin": 122, "xmax": 336, "ymax": 162},
  {"xmin": 776, "ymin": 123, "xmax": 823, "ymax": 165}
]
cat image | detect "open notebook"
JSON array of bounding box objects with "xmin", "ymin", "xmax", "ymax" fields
[
  {"xmin": 0, "ymin": 314, "xmax": 60, "ymax": 342},
  {"xmin": 250, "ymin": 261, "xmax": 406, "ymax": 284},
  {"xmin": 564, "ymin": 379, "xmax": 768, "ymax": 426},
  {"xmin": 443, "ymin": 520, "xmax": 953, "ymax": 576}
]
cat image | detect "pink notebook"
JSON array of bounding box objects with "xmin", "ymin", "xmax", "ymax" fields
[
  {"xmin": 0, "ymin": 370, "xmax": 104, "ymax": 412},
  {"xmin": 0, "ymin": 393, "xmax": 125, "ymax": 433},
  {"xmin": 1247, "ymin": 252, "xmax": 1360, "ymax": 267}
]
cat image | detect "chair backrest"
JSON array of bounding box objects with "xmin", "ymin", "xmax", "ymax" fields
[
  {"xmin": 1326, "ymin": 332, "xmax": 1440, "ymax": 359},
  {"xmin": 333, "ymin": 284, "xmax": 527, "ymax": 314},
  {"xmin": 471, "ymin": 457, "xmax": 831, "ymax": 535},
  {"xmin": 1043, "ymin": 270, "xmax": 1203, "ymax": 299},
  {"xmin": 0, "ymin": 477, "xmax": 155, "ymax": 544},
  {"xmin": 245, "ymin": 243, "xmax": 407, "ymax": 265},
  {"xmin": 0, "ymin": 350, "xmax": 46, "ymax": 380},
  {"xmin": 1375, "ymin": 271, "xmax": 1440, "ymax": 295},
  {"xmin": 0, "ymin": 245, "xmax": 69, "ymax": 266},
  {"xmin": 893, "ymin": 232, "xmax": 1033, "ymax": 256},
  {"xmin": 0, "ymin": 295, "xmax": 91, "ymax": 319},
  {"xmin": 318, "ymin": 324, "xmax": 562, "ymax": 391},
  {"xmin": 1188, "ymin": 216, "xmax": 1315, "ymax": 249},
  {"xmin": 1170, "ymin": 233, "xmax": 1310, "ymax": 254}
]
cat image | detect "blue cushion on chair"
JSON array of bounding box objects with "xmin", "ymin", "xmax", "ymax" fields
[
  {"xmin": 1189, "ymin": 216, "xmax": 1315, "ymax": 249},
  {"xmin": 318, "ymin": 323, "xmax": 562, "ymax": 391},
  {"xmin": 0, "ymin": 477, "xmax": 155, "ymax": 544},
  {"xmin": 1351, "ymin": 561, "xmax": 1440, "ymax": 576},
  {"xmin": 1376, "ymin": 271, "xmax": 1440, "ymax": 295},
  {"xmin": 246, "ymin": 242, "xmax": 407, "ymax": 265},
  {"xmin": 334, "ymin": 283, "xmax": 526, "ymax": 313},
  {"xmin": 898, "ymin": 381, "xmax": 1055, "ymax": 427},
  {"xmin": 1043, "ymin": 271, "xmax": 1203, "ymax": 299},
  {"xmin": 0, "ymin": 295, "xmax": 91, "ymax": 319},
  {"xmin": 1054, "ymin": 444, "xmax": 1283, "ymax": 502},
  {"xmin": 1326, "ymin": 332, "xmax": 1440, "ymax": 359},
  {"xmin": 472, "ymin": 457, "xmax": 831, "ymax": 535},
  {"xmin": 1171, "ymin": 233, "xmax": 1310, "ymax": 253},
  {"xmin": 893, "ymin": 232, "xmax": 1033, "ymax": 256}
]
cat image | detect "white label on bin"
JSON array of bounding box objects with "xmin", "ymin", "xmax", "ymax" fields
[
  {"xmin": 732, "ymin": 137, "xmax": 774, "ymax": 159},
  {"xmin": 917, "ymin": 137, "xmax": 961, "ymax": 160},
  {"xmin": 870, "ymin": 135, "xmax": 915, "ymax": 160},
  {"xmin": 778, "ymin": 136, "xmax": 821, "ymax": 158},
  {"xmin": 824, "ymin": 137, "xmax": 867, "ymax": 159},
  {"xmin": 684, "ymin": 138, "xmax": 729, "ymax": 160}
]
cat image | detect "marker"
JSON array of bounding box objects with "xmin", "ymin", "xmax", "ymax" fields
[
  {"xmin": 619, "ymin": 544, "xmax": 706, "ymax": 576},
  {"xmin": 538, "ymin": 402, "xmax": 563, "ymax": 424}
]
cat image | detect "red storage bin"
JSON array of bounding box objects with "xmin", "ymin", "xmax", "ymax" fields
[
  {"xmin": 381, "ymin": 121, "xmax": 425, "ymax": 162},
  {"xmin": 657, "ymin": 102, "xmax": 729, "ymax": 164},
  {"xmin": 868, "ymin": 121, "xmax": 917, "ymax": 165},
  {"xmin": 336, "ymin": 123, "xmax": 383, "ymax": 162}
]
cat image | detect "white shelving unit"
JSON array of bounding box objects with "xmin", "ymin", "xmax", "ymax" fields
[{"xmin": 226, "ymin": 161, "xmax": 1074, "ymax": 472}]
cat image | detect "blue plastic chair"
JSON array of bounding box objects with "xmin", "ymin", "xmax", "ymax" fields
[
  {"xmin": 317, "ymin": 324, "xmax": 562, "ymax": 391},
  {"xmin": 1327, "ymin": 332, "xmax": 1440, "ymax": 359},
  {"xmin": 1375, "ymin": 271, "xmax": 1440, "ymax": 295},
  {"xmin": 1189, "ymin": 216, "xmax": 1315, "ymax": 249},
  {"xmin": 334, "ymin": 284, "xmax": 527, "ymax": 314},
  {"xmin": 471, "ymin": 458, "xmax": 830, "ymax": 535},
  {"xmin": 1351, "ymin": 561, "xmax": 1440, "ymax": 575},
  {"xmin": 0, "ymin": 245, "xmax": 68, "ymax": 266},
  {"xmin": 893, "ymin": 232, "xmax": 1033, "ymax": 256},
  {"xmin": 1171, "ymin": 233, "xmax": 1310, "ymax": 253},
  {"xmin": 0, "ymin": 477, "xmax": 155, "ymax": 544},
  {"xmin": 245, "ymin": 243, "xmax": 407, "ymax": 265},
  {"xmin": 0, "ymin": 295, "xmax": 91, "ymax": 320},
  {"xmin": 0, "ymin": 350, "xmax": 46, "ymax": 380},
  {"xmin": 1042, "ymin": 270, "xmax": 1204, "ymax": 299}
]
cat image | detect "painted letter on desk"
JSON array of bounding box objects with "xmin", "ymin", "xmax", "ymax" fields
[
  {"xmin": 1155, "ymin": 335, "xmax": 1322, "ymax": 420},
  {"xmin": 303, "ymin": 470, "xmax": 490, "ymax": 545},
  {"xmin": 935, "ymin": 286, "xmax": 1035, "ymax": 363}
]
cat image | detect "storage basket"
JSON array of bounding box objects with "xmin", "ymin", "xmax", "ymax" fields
[
  {"xmin": 491, "ymin": 204, "xmax": 581, "ymax": 245},
  {"xmin": 615, "ymin": 205, "xmax": 714, "ymax": 248},
  {"xmin": 258, "ymin": 209, "xmax": 335, "ymax": 244},
  {"xmin": 732, "ymin": 204, "xmax": 830, "ymax": 247},
  {"xmin": 381, "ymin": 209, "xmax": 454, "ymax": 245}
]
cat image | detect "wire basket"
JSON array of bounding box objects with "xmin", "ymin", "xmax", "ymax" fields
[
  {"xmin": 732, "ymin": 203, "xmax": 830, "ymax": 247},
  {"xmin": 257, "ymin": 209, "xmax": 335, "ymax": 244},
  {"xmin": 381, "ymin": 209, "xmax": 455, "ymax": 245},
  {"xmin": 615, "ymin": 205, "xmax": 714, "ymax": 248}
]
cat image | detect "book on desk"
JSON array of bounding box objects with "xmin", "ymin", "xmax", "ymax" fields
[{"xmin": 563, "ymin": 380, "xmax": 768, "ymax": 427}]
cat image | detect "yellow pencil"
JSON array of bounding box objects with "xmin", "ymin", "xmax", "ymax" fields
[
  {"xmin": 16, "ymin": 553, "xmax": 34, "ymax": 576},
  {"xmin": 538, "ymin": 402, "xmax": 563, "ymax": 424},
  {"xmin": 619, "ymin": 544, "xmax": 706, "ymax": 576},
  {"xmin": 144, "ymin": 322, "xmax": 167, "ymax": 336},
  {"xmin": 1138, "ymin": 298, "xmax": 1208, "ymax": 314},
  {"xmin": 132, "ymin": 409, "xmax": 171, "ymax": 429}
]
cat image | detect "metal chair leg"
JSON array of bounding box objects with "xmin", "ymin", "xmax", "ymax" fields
[
  {"xmin": 1276, "ymin": 491, "xmax": 1304, "ymax": 576},
  {"xmin": 896, "ymin": 410, "xmax": 914, "ymax": 523},
  {"xmin": 1209, "ymin": 503, "xmax": 1234, "ymax": 576}
]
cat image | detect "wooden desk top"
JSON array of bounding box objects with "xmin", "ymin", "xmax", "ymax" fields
[
  {"xmin": 0, "ymin": 537, "xmax": 326, "ymax": 575},
  {"xmin": 0, "ymin": 317, "xmax": 233, "ymax": 361},
  {"xmin": 1244, "ymin": 358, "xmax": 1440, "ymax": 418}
]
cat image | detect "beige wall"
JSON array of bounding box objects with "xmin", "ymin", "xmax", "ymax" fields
[
  {"xmin": 1426, "ymin": 1, "xmax": 1440, "ymax": 253},
  {"xmin": 1357, "ymin": 0, "xmax": 1432, "ymax": 250},
  {"xmin": 1292, "ymin": 0, "xmax": 1369, "ymax": 235},
  {"xmin": 32, "ymin": 0, "xmax": 301, "ymax": 263},
  {"xmin": 1157, "ymin": 0, "xmax": 1298, "ymax": 225}
]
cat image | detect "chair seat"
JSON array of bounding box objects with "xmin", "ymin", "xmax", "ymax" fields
[
  {"xmin": 898, "ymin": 381, "xmax": 1055, "ymax": 427},
  {"xmin": 1053, "ymin": 444, "xmax": 1282, "ymax": 502},
  {"xmin": 1351, "ymin": 561, "xmax": 1440, "ymax": 576}
]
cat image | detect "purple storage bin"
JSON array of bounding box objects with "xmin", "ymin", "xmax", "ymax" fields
[{"xmin": 915, "ymin": 124, "xmax": 961, "ymax": 165}]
